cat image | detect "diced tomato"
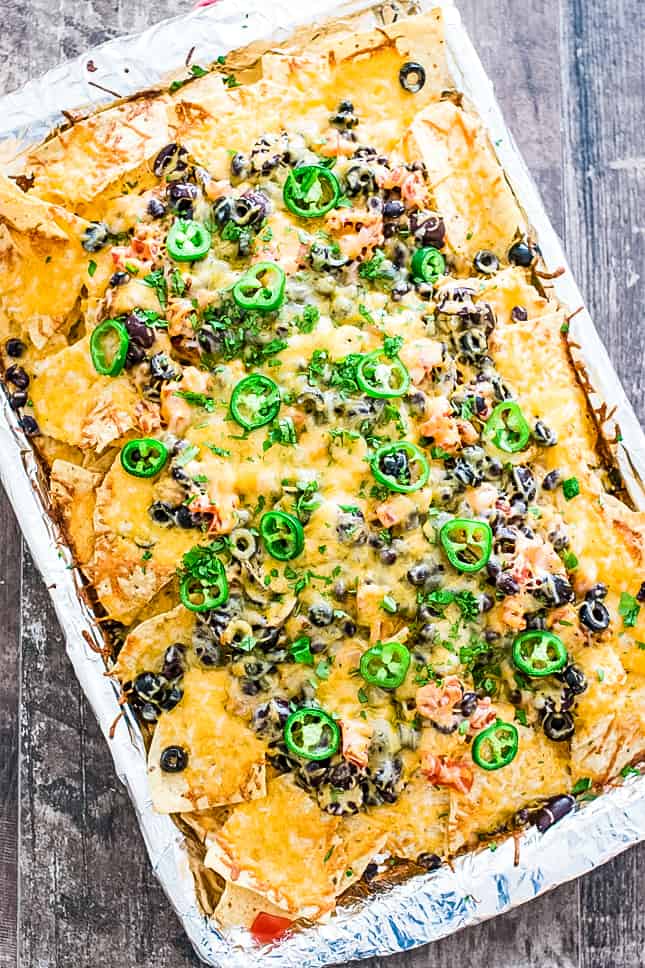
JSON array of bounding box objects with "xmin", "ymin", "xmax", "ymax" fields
[{"xmin": 250, "ymin": 912, "xmax": 293, "ymax": 945}]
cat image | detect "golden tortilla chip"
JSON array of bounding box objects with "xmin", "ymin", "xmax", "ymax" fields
[
  {"xmin": 372, "ymin": 771, "xmax": 450, "ymax": 861},
  {"xmin": 204, "ymin": 774, "xmax": 342, "ymax": 919},
  {"xmin": 0, "ymin": 174, "xmax": 90, "ymax": 348},
  {"xmin": 404, "ymin": 100, "xmax": 525, "ymax": 269},
  {"xmin": 50, "ymin": 459, "xmax": 101, "ymax": 565},
  {"xmin": 213, "ymin": 882, "xmax": 288, "ymax": 932},
  {"xmin": 30, "ymin": 336, "xmax": 140, "ymax": 449},
  {"xmin": 23, "ymin": 97, "xmax": 170, "ymax": 207},
  {"xmin": 571, "ymin": 646, "xmax": 645, "ymax": 782},
  {"xmin": 112, "ymin": 603, "xmax": 196, "ymax": 684},
  {"xmin": 147, "ymin": 668, "xmax": 266, "ymax": 813},
  {"xmin": 449, "ymin": 714, "xmax": 571, "ymax": 852}
]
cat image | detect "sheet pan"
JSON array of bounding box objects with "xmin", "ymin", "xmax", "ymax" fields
[{"xmin": 1, "ymin": 1, "xmax": 644, "ymax": 964}]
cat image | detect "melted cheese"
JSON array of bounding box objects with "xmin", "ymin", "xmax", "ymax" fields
[
  {"xmin": 405, "ymin": 102, "xmax": 525, "ymax": 269},
  {"xmin": 24, "ymin": 97, "xmax": 170, "ymax": 207},
  {"xmin": 204, "ymin": 774, "xmax": 342, "ymax": 919},
  {"xmin": 449, "ymin": 707, "xmax": 572, "ymax": 851},
  {"xmin": 147, "ymin": 668, "xmax": 266, "ymax": 812}
]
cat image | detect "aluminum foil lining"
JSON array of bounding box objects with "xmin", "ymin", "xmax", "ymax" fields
[{"xmin": 1, "ymin": 1, "xmax": 645, "ymax": 965}]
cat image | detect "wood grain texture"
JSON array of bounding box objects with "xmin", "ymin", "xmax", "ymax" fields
[
  {"xmin": 0, "ymin": 1, "xmax": 643, "ymax": 966},
  {"xmin": 0, "ymin": 499, "xmax": 21, "ymax": 968}
]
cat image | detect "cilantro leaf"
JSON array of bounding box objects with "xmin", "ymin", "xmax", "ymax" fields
[
  {"xmin": 173, "ymin": 390, "xmax": 216, "ymax": 412},
  {"xmin": 619, "ymin": 591, "xmax": 641, "ymax": 628},
  {"xmin": 144, "ymin": 269, "xmax": 168, "ymax": 308},
  {"xmin": 263, "ymin": 417, "xmax": 297, "ymax": 452},
  {"xmin": 294, "ymin": 304, "xmax": 320, "ymax": 334}
]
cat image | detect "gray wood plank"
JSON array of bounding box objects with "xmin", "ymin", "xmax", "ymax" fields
[
  {"xmin": 0, "ymin": 497, "xmax": 21, "ymax": 968},
  {"xmin": 560, "ymin": 0, "xmax": 645, "ymax": 423},
  {"xmin": 559, "ymin": 2, "xmax": 645, "ymax": 964}
]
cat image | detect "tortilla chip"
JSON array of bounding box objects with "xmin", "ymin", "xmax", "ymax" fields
[
  {"xmin": 404, "ymin": 100, "xmax": 525, "ymax": 269},
  {"xmin": 30, "ymin": 336, "xmax": 140, "ymax": 448},
  {"xmin": 112, "ymin": 603, "xmax": 196, "ymax": 684},
  {"xmin": 50, "ymin": 459, "xmax": 101, "ymax": 565},
  {"xmin": 449, "ymin": 715, "xmax": 571, "ymax": 852},
  {"xmin": 147, "ymin": 668, "xmax": 266, "ymax": 813},
  {"xmin": 372, "ymin": 771, "xmax": 450, "ymax": 861},
  {"xmin": 571, "ymin": 646, "xmax": 645, "ymax": 782},
  {"xmin": 0, "ymin": 174, "xmax": 90, "ymax": 348},
  {"xmin": 204, "ymin": 774, "xmax": 342, "ymax": 920},
  {"xmin": 213, "ymin": 882, "xmax": 289, "ymax": 933},
  {"xmin": 332, "ymin": 811, "xmax": 388, "ymax": 893},
  {"xmin": 23, "ymin": 97, "xmax": 170, "ymax": 207}
]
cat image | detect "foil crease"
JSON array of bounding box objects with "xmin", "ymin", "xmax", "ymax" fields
[{"xmin": 1, "ymin": 1, "xmax": 644, "ymax": 965}]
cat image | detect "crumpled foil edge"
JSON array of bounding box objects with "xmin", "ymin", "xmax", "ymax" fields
[{"xmin": 1, "ymin": 1, "xmax": 644, "ymax": 965}]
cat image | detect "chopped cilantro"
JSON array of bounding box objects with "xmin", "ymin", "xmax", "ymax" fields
[
  {"xmin": 315, "ymin": 658, "xmax": 331, "ymax": 680},
  {"xmin": 562, "ymin": 550, "xmax": 579, "ymax": 571},
  {"xmin": 620, "ymin": 765, "xmax": 641, "ymax": 778},
  {"xmin": 246, "ymin": 338, "xmax": 288, "ymax": 367},
  {"xmin": 237, "ymin": 635, "xmax": 256, "ymax": 653},
  {"xmin": 619, "ymin": 592, "xmax": 641, "ymax": 629},
  {"xmin": 572, "ymin": 777, "xmax": 592, "ymax": 795},
  {"xmin": 176, "ymin": 444, "xmax": 200, "ymax": 466},
  {"xmin": 421, "ymin": 588, "xmax": 455, "ymax": 617},
  {"xmin": 358, "ymin": 248, "xmax": 388, "ymax": 281},
  {"xmin": 205, "ymin": 444, "xmax": 231, "ymax": 458},
  {"xmin": 358, "ymin": 303, "xmax": 375, "ymax": 325},
  {"xmin": 87, "ymin": 259, "xmax": 97, "ymax": 277},
  {"xmin": 173, "ymin": 390, "xmax": 216, "ymax": 412},
  {"xmin": 459, "ymin": 638, "xmax": 489, "ymax": 668},
  {"xmin": 430, "ymin": 446, "xmax": 452, "ymax": 460},
  {"xmin": 562, "ymin": 476, "xmax": 580, "ymax": 500},
  {"xmin": 307, "ymin": 348, "xmax": 329, "ymax": 383},
  {"xmin": 454, "ymin": 590, "xmax": 479, "ymax": 623},
  {"xmin": 179, "ymin": 539, "xmax": 230, "ymax": 585},
  {"xmin": 170, "ymin": 267, "xmax": 186, "ymax": 297},
  {"xmin": 380, "ymin": 595, "xmax": 397, "ymax": 614},
  {"xmin": 293, "ymin": 480, "xmax": 321, "ymax": 521},
  {"xmin": 290, "ymin": 635, "xmax": 314, "ymax": 666},
  {"xmin": 294, "ymin": 304, "xmax": 320, "ymax": 334},
  {"xmin": 383, "ymin": 334, "xmax": 404, "ymax": 359},
  {"xmin": 263, "ymin": 417, "xmax": 297, "ymax": 452},
  {"xmin": 143, "ymin": 269, "xmax": 168, "ymax": 308}
]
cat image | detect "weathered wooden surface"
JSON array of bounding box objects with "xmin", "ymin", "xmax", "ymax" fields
[{"xmin": 0, "ymin": 1, "xmax": 643, "ymax": 966}]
